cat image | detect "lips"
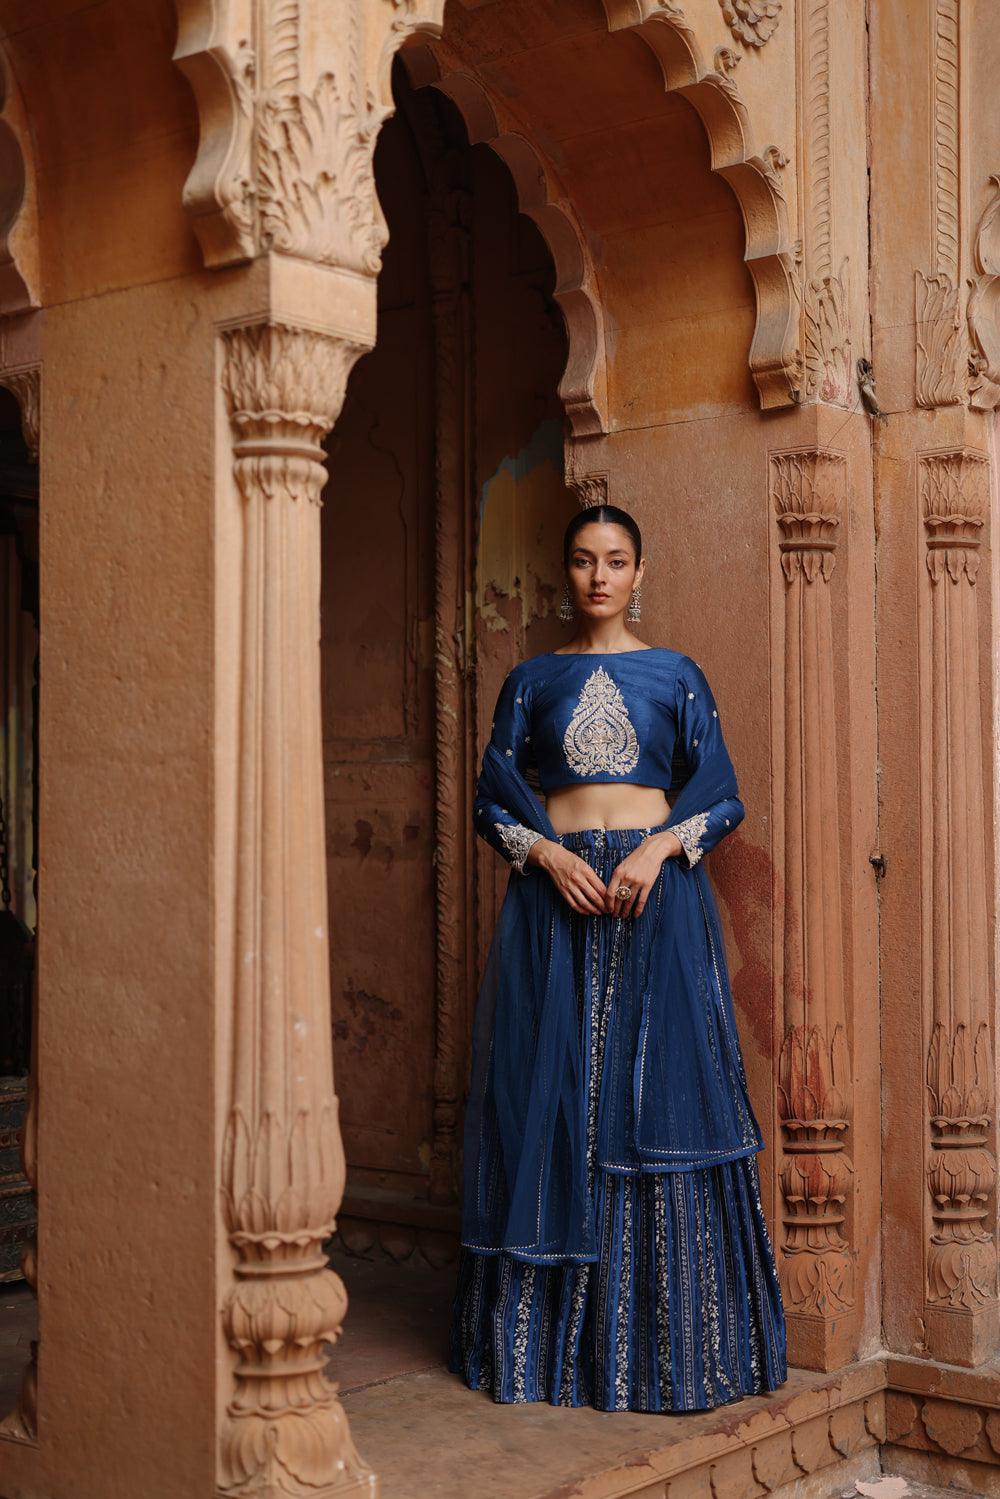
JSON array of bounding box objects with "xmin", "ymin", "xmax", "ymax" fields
[{"xmin": 589, "ymin": 593, "xmax": 610, "ymax": 602}]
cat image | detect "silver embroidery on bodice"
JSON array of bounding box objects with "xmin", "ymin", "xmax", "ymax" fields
[{"xmin": 563, "ymin": 667, "xmax": 640, "ymax": 778}]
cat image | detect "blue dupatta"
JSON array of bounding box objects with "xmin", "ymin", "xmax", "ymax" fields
[{"xmin": 461, "ymin": 741, "xmax": 762, "ymax": 1265}]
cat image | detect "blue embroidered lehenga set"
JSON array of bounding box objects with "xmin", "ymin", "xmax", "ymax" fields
[{"xmin": 450, "ymin": 648, "xmax": 787, "ymax": 1412}]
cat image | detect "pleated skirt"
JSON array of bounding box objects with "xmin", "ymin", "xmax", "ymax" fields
[{"xmin": 451, "ymin": 826, "xmax": 787, "ymax": 1412}]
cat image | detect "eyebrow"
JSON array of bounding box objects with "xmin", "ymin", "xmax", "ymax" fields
[{"xmin": 571, "ymin": 547, "xmax": 630, "ymax": 557}]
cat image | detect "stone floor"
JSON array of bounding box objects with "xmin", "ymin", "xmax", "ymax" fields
[{"xmin": 0, "ymin": 1262, "xmax": 965, "ymax": 1499}]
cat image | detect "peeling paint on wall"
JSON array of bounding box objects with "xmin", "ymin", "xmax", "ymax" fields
[{"xmin": 476, "ymin": 419, "xmax": 577, "ymax": 632}]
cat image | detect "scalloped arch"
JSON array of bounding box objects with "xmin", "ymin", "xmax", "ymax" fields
[
  {"xmin": 174, "ymin": 0, "xmax": 799, "ymax": 412},
  {"xmin": 390, "ymin": 5, "xmax": 799, "ymax": 412},
  {"xmin": 400, "ymin": 48, "xmax": 606, "ymax": 438},
  {"xmin": 599, "ymin": 5, "xmax": 799, "ymax": 408}
]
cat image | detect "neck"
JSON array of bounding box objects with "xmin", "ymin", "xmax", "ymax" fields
[{"xmin": 565, "ymin": 619, "xmax": 639, "ymax": 654}]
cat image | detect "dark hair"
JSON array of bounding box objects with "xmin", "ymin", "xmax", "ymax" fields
[{"xmin": 563, "ymin": 504, "xmax": 643, "ymax": 567}]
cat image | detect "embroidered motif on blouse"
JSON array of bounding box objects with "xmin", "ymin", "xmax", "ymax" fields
[
  {"xmin": 673, "ymin": 811, "xmax": 710, "ymax": 867},
  {"xmin": 562, "ymin": 667, "xmax": 640, "ymax": 778},
  {"xmin": 495, "ymin": 822, "xmax": 543, "ymax": 873}
]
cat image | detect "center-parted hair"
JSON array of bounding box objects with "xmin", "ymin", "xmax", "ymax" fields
[{"xmin": 563, "ymin": 504, "xmax": 643, "ymax": 567}]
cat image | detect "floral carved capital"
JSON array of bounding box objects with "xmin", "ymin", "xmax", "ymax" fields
[
  {"xmin": 221, "ymin": 322, "xmax": 364, "ymax": 505},
  {"xmin": 771, "ymin": 448, "xmax": 845, "ymax": 583},
  {"xmin": 921, "ymin": 449, "xmax": 989, "ymax": 585}
]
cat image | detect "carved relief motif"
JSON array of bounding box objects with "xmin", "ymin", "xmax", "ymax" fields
[
  {"xmin": 915, "ymin": 270, "xmax": 965, "ymax": 408},
  {"xmin": 919, "ymin": 448, "xmax": 998, "ymax": 1365},
  {"xmin": 218, "ymin": 321, "xmax": 373, "ymax": 1496},
  {"xmin": 887, "ymin": 1387, "xmax": 1000, "ymax": 1468},
  {"xmin": 778, "ymin": 1025, "xmax": 854, "ymax": 1314},
  {"xmin": 566, "ymin": 471, "xmax": 609, "ymax": 508},
  {"xmin": 932, "ymin": 0, "xmax": 960, "ymax": 280},
  {"xmin": 795, "ymin": 1, "xmax": 853, "ymax": 407},
  {"xmin": 719, "ymin": 0, "xmax": 782, "ymax": 48},
  {"xmin": 771, "ymin": 449, "xmax": 855, "ymax": 1370},
  {"xmin": 926, "ymin": 1023, "xmax": 997, "ymax": 1310},
  {"xmin": 914, "ymin": 2, "xmax": 975, "ymax": 409},
  {"xmin": 803, "ymin": 265, "xmax": 852, "ymax": 406}
]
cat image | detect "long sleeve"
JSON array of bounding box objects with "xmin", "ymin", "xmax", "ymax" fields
[
  {"xmin": 473, "ymin": 672, "xmax": 545, "ymax": 873},
  {"xmin": 670, "ymin": 658, "xmax": 744, "ymax": 867}
]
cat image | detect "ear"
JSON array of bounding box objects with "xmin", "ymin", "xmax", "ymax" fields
[{"xmin": 634, "ymin": 557, "xmax": 647, "ymax": 586}]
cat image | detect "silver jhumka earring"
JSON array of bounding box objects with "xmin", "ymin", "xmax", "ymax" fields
[
  {"xmin": 627, "ymin": 588, "xmax": 642, "ymax": 623},
  {"xmin": 560, "ymin": 585, "xmax": 574, "ymax": 623}
]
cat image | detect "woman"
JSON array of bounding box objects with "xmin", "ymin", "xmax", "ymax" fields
[{"xmin": 450, "ymin": 504, "xmax": 786, "ymax": 1413}]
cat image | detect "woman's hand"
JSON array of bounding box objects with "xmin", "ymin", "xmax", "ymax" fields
[
  {"xmin": 526, "ymin": 839, "xmax": 611, "ymax": 915},
  {"xmin": 606, "ymin": 830, "xmax": 683, "ymax": 918}
]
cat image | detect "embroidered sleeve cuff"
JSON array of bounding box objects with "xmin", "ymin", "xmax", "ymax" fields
[
  {"xmin": 672, "ymin": 811, "xmax": 711, "ymax": 868},
  {"xmin": 495, "ymin": 822, "xmax": 543, "ymax": 874}
]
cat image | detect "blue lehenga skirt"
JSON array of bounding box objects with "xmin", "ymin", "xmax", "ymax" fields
[{"xmin": 450, "ymin": 827, "xmax": 786, "ymax": 1412}]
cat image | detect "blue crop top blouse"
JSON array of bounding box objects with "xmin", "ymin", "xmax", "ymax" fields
[{"xmin": 473, "ymin": 647, "xmax": 745, "ymax": 872}]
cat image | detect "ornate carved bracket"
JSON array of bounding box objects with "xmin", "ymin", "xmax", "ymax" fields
[
  {"xmin": 771, "ymin": 447, "xmax": 857, "ymax": 1371},
  {"xmin": 218, "ymin": 320, "xmax": 374, "ymax": 1497},
  {"xmin": 175, "ymin": 0, "xmax": 446, "ymax": 272},
  {"xmin": 919, "ymin": 447, "xmax": 998, "ymax": 1366}
]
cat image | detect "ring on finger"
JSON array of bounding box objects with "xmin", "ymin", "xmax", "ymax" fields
[{"xmin": 615, "ymin": 885, "xmax": 632, "ymax": 901}]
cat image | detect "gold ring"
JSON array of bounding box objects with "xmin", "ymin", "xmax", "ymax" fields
[{"xmin": 615, "ymin": 885, "xmax": 632, "ymax": 900}]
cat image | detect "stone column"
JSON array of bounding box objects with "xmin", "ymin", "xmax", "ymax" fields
[
  {"xmin": 771, "ymin": 446, "xmax": 858, "ymax": 1371},
  {"xmin": 218, "ymin": 321, "xmax": 374, "ymax": 1498},
  {"xmin": 919, "ymin": 446, "xmax": 998, "ymax": 1367}
]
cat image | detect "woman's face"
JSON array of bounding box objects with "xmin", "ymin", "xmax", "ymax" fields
[{"xmin": 565, "ymin": 522, "xmax": 645, "ymax": 622}]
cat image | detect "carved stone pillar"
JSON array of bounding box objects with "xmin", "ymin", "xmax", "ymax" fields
[
  {"xmin": 218, "ymin": 322, "xmax": 373, "ymax": 1498},
  {"xmin": 771, "ymin": 447, "xmax": 857, "ymax": 1371},
  {"xmin": 427, "ymin": 172, "xmax": 472, "ymax": 1207},
  {"xmin": 919, "ymin": 447, "xmax": 998, "ymax": 1367}
]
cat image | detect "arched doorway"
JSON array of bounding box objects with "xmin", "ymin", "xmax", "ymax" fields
[{"xmin": 320, "ymin": 62, "xmax": 577, "ymax": 1285}]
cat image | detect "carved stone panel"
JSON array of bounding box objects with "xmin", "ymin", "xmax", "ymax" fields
[
  {"xmin": 771, "ymin": 448, "xmax": 857, "ymax": 1371},
  {"xmin": 919, "ymin": 448, "xmax": 998, "ymax": 1367}
]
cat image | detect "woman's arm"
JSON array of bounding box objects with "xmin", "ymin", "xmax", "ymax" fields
[
  {"xmin": 472, "ymin": 673, "xmax": 545, "ymax": 873},
  {"xmin": 668, "ymin": 658, "xmax": 744, "ymax": 867},
  {"xmin": 473, "ymin": 670, "xmax": 608, "ymax": 913}
]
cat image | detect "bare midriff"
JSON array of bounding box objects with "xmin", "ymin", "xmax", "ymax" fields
[{"xmin": 545, "ymin": 782, "xmax": 671, "ymax": 835}]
